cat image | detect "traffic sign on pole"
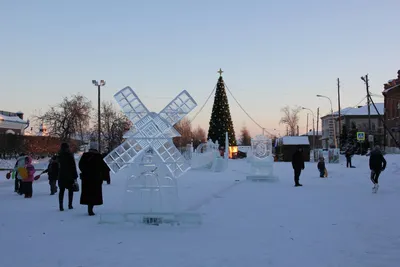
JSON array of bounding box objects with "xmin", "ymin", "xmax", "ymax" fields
[{"xmin": 357, "ymin": 132, "xmax": 365, "ymax": 141}]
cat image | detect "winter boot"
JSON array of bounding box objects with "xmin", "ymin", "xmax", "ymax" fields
[
  {"xmin": 88, "ymin": 205, "xmax": 95, "ymax": 216},
  {"xmin": 59, "ymin": 193, "xmax": 64, "ymax": 211},
  {"xmin": 68, "ymin": 190, "xmax": 73, "ymax": 209}
]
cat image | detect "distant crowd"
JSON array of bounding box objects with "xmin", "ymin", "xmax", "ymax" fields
[
  {"xmin": 291, "ymin": 145, "xmax": 386, "ymax": 192},
  {"xmin": 9, "ymin": 142, "xmax": 110, "ymax": 216}
]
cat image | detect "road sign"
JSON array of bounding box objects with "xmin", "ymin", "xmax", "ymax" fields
[
  {"xmin": 357, "ymin": 132, "xmax": 365, "ymax": 141},
  {"xmin": 368, "ymin": 135, "xmax": 374, "ymax": 142}
]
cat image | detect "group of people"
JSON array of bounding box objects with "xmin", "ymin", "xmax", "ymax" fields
[
  {"xmin": 291, "ymin": 145, "xmax": 387, "ymax": 190},
  {"xmin": 12, "ymin": 142, "xmax": 111, "ymax": 216}
]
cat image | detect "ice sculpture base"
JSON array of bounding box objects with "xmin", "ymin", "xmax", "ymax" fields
[
  {"xmin": 211, "ymin": 157, "xmax": 228, "ymax": 172},
  {"xmin": 246, "ymin": 175, "xmax": 278, "ymax": 182},
  {"xmin": 99, "ymin": 212, "xmax": 202, "ymax": 226}
]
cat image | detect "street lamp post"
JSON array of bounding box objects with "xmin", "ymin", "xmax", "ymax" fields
[
  {"xmin": 92, "ymin": 80, "xmax": 106, "ymax": 153},
  {"xmin": 316, "ymin": 94, "xmax": 338, "ymax": 149},
  {"xmin": 301, "ymin": 107, "xmax": 315, "ymax": 151}
]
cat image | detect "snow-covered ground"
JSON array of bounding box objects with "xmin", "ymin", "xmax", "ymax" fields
[{"xmin": 0, "ymin": 155, "xmax": 400, "ymax": 267}]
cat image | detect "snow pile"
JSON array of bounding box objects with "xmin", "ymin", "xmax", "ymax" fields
[{"xmin": 0, "ymin": 155, "xmax": 399, "ymax": 267}]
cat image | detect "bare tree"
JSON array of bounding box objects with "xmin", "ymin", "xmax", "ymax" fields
[
  {"xmin": 279, "ymin": 106, "xmax": 301, "ymax": 136},
  {"xmin": 173, "ymin": 118, "xmax": 192, "ymax": 148},
  {"xmin": 239, "ymin": 126, "xmax": 252, "ymax": 146},
  {"xmin": 192, "ymin": 125, "xmax": 207, "ymax": 148},
  {"xmin": 91, "ymin": 101, "xmax": 131, "ymax": 152},
  {"xmin": 38, "ymin": 94, "xmax": 92, "ymax": 141}
]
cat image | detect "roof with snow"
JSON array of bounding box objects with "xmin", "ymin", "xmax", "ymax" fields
[
  {"xmin": 281, "ymin": 136, "xmax": 310, "ymax": 145},
  {"xmin": 0, "ymin": 114, "xmax": 28, "ymax": 124},
  {"xmin": 322, "ymin": 103, "xmax": 384, "ymax": 118}
]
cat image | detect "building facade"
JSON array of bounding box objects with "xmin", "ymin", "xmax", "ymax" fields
[
  {"xmin": 0, "ymin": 110, "xmax": 29, "ymax": 135},
  {"xmin": 320, "ymin": 104, "xmax": 384, "ymax": 149},
  {"xmin": 383, "ymin": 70, "xmax": 400, "ymax": 148}
]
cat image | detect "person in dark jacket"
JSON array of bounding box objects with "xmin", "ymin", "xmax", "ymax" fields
[
  {"xmin": 345, "ymin": 149, "xmax": 353, "ymax": 168},
  {"xmin": 369, "ymin": 145, "xmax": 387, "ymax": 191},
  {"xmin": 292, "ymin": 147, "xmax": 305, "ymax": 186},
  {"xmin": 42, "ymin": 155, "xmax": 59, "ymax": 195},
  {"xmin": 57, "ymin": 143, "xmax": 78, "ymax": 211},
  {"xmin": 79, "ymin": 142, "xmax": 106, "ymax": 216},
  {"xmin": 317, "ymin": 157, "xmax": 326, "ymax": 178}
]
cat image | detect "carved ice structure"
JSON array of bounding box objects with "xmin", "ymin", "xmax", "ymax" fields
[
  {"xmin": 246, "ymin": 135, "xmax": 276, "ymax": 181},
  {"xmin": 191, "ymin": 132, "xmax": 229, "ymax": 172},
  {"xmin": 191, "ymin": 139, "xmax": 219, "ymax": 169},
  {"xmin": 101, "ymin": 86, "xmax": 201, "ymax": 225}
]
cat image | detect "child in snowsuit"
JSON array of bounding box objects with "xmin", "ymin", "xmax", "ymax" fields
[
  {"xmin": 13, "ymin": 153, "xmax": 26, "ymax": 194},
  {"xmin": 43, "ymin": 155, "xmax": 59, "ymax": 195},
  {"xmin": 317, "ymin": 157, "xmax": 326, "ymax": 178},
  {"xmin": 21, "ymin": 156, "xmax": 36, "ymax": 198}
]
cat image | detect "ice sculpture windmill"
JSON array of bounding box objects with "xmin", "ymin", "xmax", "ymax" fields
[{"xmin": 103, "ymin": 86, "xmax": 197, "ymax": 178}]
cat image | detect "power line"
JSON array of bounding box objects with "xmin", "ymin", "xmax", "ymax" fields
[
  {"xmin": 224, "ymin": 82, "xmax": 273, "ymax": 136},
  {"xmin": 338, "ymin": 96, "xmax": 367, "ymax": 117},
  {"xmin": 189, "ymin": 84, "xmax": 216, "ymax": 124}
]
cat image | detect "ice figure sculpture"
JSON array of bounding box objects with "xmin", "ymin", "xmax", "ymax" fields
[
  {"xmin": 191, "ymin": 139, "xmax": 219, "ymax": 170},
  {"xmin": 101, "ymin": 86, "xmax": 201, "ymax": 225},
  {"xmin": 246, "ymin": 135, "xmax": 276, "ymax": 181}
]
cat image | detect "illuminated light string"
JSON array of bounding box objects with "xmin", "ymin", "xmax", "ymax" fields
[{"xmin": 223, "ymin": 82, "xmax": 273, "ymax": 136}]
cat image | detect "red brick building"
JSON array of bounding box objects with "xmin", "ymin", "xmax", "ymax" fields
[{"xmin": 383, "ymin": 70, "xmax": 400, "ymax": 148}]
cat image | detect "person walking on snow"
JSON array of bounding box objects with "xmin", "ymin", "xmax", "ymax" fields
[
  {"xmin": 57, "ymin": 143, "xmax": 78, "ymax": 211},
  {"xmin": 369, "ymin": 145, "xmax": 386, "ymax": 193},
  {"xmin": 42, "ymin": 155, "xmax": 59, "ymax": 195},
  {"xmin": 317, "ymin": 157, "xmax": 326, "ymax": 178},
  {"xmin": 345, "ymin": 148, "xmax": 353, "ymax": 168},
  {"xmin": 292, "ymin": 146, "xmax": 305, "ymax": 187},
  {"xmin": 79, "ymin": 142, "xmax": 106, "ymax": 216}
]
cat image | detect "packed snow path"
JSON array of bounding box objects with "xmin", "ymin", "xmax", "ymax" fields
[{"xmin": 0, "ymin": 155, "xmax": 399, "ymax": 267}]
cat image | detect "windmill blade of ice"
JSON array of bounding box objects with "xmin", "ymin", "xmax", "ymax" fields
[
  {"xmin": 103, "ymin": 137, "xmax": 150, "ymax": 174},
  {"xmin": 158, "ymin": 90, "xmax": 197, "ymax": 126},
  {"xmin": 114, "ymin": 86, "xmax": 150, "ymax": 126},
  {"xmin": 151, "ymin": 138, "xmax": 191, "ymax": 178}
]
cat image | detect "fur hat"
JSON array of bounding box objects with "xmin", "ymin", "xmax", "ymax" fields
[{"xmin": 89, "ymin": 142, "xmax": 99, "ymax": 151}]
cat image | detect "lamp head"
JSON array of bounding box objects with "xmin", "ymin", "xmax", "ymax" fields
[
  {"xmin": 100, "ymin": 80, "xmax": 106, "ymax": 86},
  {"xmin": 361, "ymin": 76, "xmax": 366, "ymax": 82},
  {"xmin": 92, "ymin": 80, "xmax": 98, "ymax": 86},
  {"xmin": 316, "ymin": 95, "xmax": 322, "ymax": 97}
]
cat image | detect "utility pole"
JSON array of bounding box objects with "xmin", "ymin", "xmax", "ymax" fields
[
  {"xmin": 337, "ymin": 78, "xmax": 342, "ymax": 149},
  {"xmin": 316, "ymin": 107, "xmax": 319, "ymax": 149},
  {"xmin": 306, "ymin": 113, "xmax": 309, "ymax": 135},
  {"xmin": 361, "ymin": 75, "xmax": 372, "ymax": 149}
]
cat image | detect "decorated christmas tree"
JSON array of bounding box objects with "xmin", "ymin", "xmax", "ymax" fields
[{"xmin": 207, "ymin": 69, "xmax": 237, "ymax": 147}]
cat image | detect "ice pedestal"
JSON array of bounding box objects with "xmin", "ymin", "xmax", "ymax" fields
[
  {"xmin": 246, "ymin": 135, "xmax": 277, "ymax": 181},
  {"xmin": 100, "ymin": 149, "xmax": 201, "ymax": 226}
]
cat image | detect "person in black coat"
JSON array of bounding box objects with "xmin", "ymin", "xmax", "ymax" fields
[
  {"xmin": 345, "ymin": 148, "xmax": 353, "ymax": 168},
  {"xmin": 292, "ymin": 146, "xmax": 305, "ymax": 186},
  {"xmin": 58, "ymin": 143, "xmax": 78, "ymax": 211},
  {"xmin": 79, "ymin": 142, "xmax": 106, "ymax": 216},
  {"xmin": 369, "ymin": 146, "xmax": 387, "ymax": 190}
]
